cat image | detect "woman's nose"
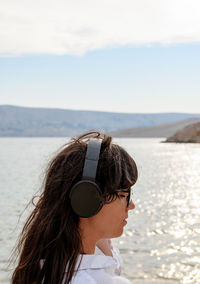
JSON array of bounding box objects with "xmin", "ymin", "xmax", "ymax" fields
[{"xmin": 128, "ymin": 200, "xmax": 135, "ymax": 210}]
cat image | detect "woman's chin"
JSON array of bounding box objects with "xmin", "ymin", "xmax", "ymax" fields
[{"xmin": 111, "ymin": 228, "xmax": 124, "ymax": 238}]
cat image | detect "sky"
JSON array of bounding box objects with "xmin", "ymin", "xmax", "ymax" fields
[{"xmin": 0, "ymin": 0, "xmax": 200, "ymax": 113}]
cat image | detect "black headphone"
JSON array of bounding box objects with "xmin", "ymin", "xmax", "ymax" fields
[{"xmin": 69, "ymin": 139, "xmax": 104, "ymax": 218}]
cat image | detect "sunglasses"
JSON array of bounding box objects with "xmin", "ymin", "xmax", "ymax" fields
[{"xmin": 116, "ymin": 189, "xmax": 132, "ymax": 207}]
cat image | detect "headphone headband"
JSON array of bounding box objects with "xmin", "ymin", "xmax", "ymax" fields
[{"xmin": 82, "ymin": 140, "xmax": 102, "ymax": 181}]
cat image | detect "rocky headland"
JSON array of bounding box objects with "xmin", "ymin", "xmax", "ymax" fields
[{"xmin": 165, "ymin": 122, "xmax": 200, "ymax": 143}]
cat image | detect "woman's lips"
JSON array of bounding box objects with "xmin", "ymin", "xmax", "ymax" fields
[{"xmin": 123, "ymin": 219, "xmax": 127, "ymax": 225}]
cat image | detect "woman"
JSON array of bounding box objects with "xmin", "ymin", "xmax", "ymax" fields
[{"xmin": 12, "ymin": 131, "xmax": 138, "ymax": 284}]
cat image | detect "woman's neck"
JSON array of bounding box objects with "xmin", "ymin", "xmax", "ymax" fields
[{"xmin": 79, "ymin": 220, "xmax": 101, "ymax": 254}]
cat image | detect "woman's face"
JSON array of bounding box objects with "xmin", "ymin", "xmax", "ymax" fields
[{"xmin": 89, "ymin": 191, "xmax": 135, "ymax": 239}]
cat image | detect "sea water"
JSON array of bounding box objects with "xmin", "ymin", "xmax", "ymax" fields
[{"xmin": 0, "ymin": 137, "xmax": 200, "ymax": 284}]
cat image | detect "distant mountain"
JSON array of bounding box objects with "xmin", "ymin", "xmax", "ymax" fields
[
  {"xmin": 165, "ymin": 122, "xmax": 200, "ymax": 143},
  {"xmin": 108, "ymin": 117, "xmax": 200, "ymax": 138},
  {"xmin": 0, "ymin": 105, "xmax": 200, "ymax": 137}
]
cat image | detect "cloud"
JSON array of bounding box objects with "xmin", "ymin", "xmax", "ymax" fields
[{"xmin": 1, "ymin": 0, "xmax": 200, "ymax": 57}]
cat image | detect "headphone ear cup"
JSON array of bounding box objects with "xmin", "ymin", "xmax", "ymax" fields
[{"xmin": 69, "ymin": 180, "xmax": 103, "ymax": 218}]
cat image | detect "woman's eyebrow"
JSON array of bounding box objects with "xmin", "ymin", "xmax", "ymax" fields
[{"xmin": 116, "ymin": 189, "xmax": 130, "ymax": 194}]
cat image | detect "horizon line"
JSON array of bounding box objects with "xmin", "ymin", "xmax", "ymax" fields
[{"xmin": 1, "ymin": 104, "xmax": 200, "ymax": 115}]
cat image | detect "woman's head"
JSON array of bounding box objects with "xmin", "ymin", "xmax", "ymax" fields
[
  {"xmin": 43, "ymin": 131, "xmax": 137, "ymax": 216},
  {"xmin": 11, "ymin": 131, "xmax": 138, "ymax": 284}
]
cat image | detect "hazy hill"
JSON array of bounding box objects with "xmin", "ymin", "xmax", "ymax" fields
[
  {"xmin": 0, "ymin": 105, "xmax": 200, "ymax": 137},
  {"xmin": 108, "ymin": 117, "xmax": 200, "ymax": 138},
  {"xmin": 165, "ymin": 122, "xmax": 200, "ymax": 143}
]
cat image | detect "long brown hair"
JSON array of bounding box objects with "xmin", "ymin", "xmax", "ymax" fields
[{"xmin": 11, "ymin": 131, "xmax": 138, "ymax": 284}]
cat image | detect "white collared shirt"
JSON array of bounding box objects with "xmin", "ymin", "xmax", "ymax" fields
[
  {"xmin": 41, "ymin": 245, "xmax": 130, "ymax": 284},
  {"xmin": 69, "ymin": 253, "xmax": 131, "ymax": 284}
]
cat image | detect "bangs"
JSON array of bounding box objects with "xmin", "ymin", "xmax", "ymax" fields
[
  {"xmin": 97, "ymin": 144, "xmax": 138, "ymax": 201},
  {"xmin": 112, "ymin": 145, "xmax": 138, "ymax": 190}
]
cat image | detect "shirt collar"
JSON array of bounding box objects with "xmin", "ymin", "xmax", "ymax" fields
[{"xmin": 73, "ymin": 254, "xmax": 116, "ymax": 271}]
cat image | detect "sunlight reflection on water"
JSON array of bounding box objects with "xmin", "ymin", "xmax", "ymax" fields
[{"xmin": 0, "ymin": 138, "xmax": 200, "ymax": 283}]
